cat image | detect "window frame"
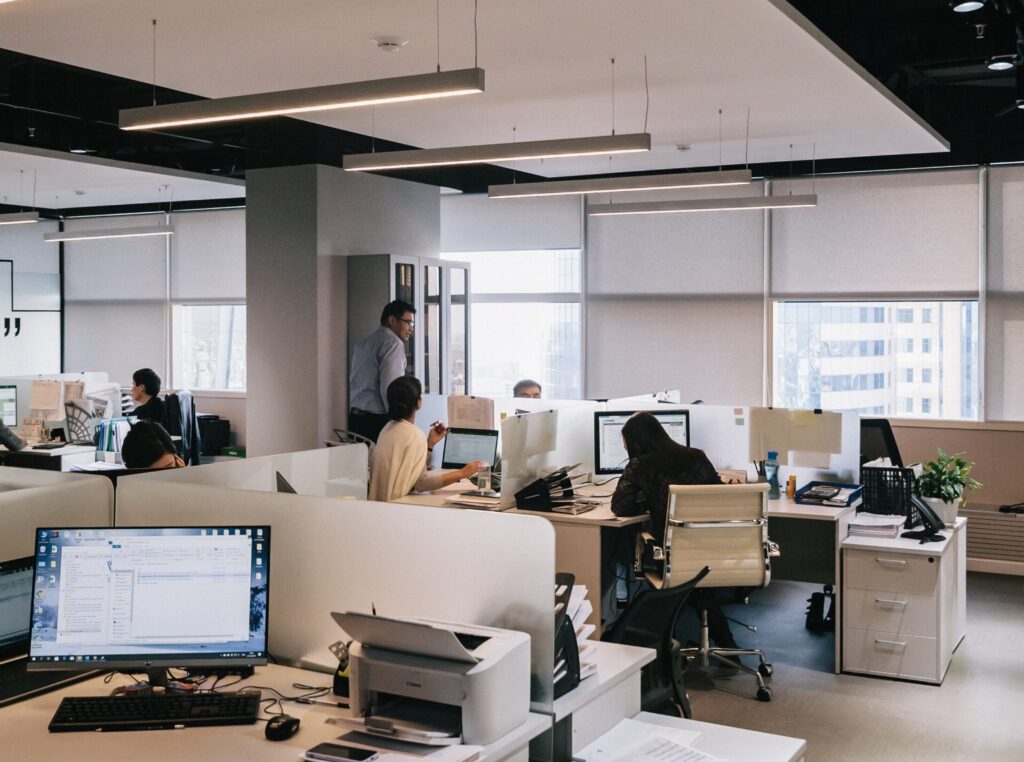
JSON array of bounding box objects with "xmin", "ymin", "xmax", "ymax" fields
[{"xmin": 169, "ymin": 301, "xmax": 247, "ymax": 393}]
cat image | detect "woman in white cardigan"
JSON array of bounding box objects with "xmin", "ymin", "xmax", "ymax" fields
[{"xmin": 368, "ymin": 376, "xmax": 487, "ymax": 502}]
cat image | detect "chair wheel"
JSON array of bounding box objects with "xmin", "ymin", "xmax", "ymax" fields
[
  {"xmin": 759, "ymin": 663, "xmax": 773, "ymax": 677},
  {"xmin": 756, "ymin": 686, "xmax": 772, "ymax": 702}
]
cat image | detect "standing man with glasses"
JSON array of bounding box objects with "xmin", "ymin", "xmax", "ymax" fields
[{"xmin": 348, "ymin": 299, "xmax": 417, "ymax": 442}]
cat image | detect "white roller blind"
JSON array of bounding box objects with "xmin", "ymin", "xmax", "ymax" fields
[
  {"xmin": 62, "ymin": 215, "xmax": 168, "ymax": 301},
  {"xmin": 441, "ymin": 193, "xmax": 581, "ymax": 252},
  {"xmin": 170, "ymin": 209, "xmax": 245, "ymax": 300},
  {"xmin": 586, "ymin": 296, "xmax": 764, "ymax": 404},
  {"xmin": 587, "ymin": 183, "xmax": 765, "ymax": 295},
  {"xmin": 986, "ymin": 167, "xmax": 1024, "ymax": 421},
  {"xmin": 771, "ymin": 169, "xmax": 980, "ymax": 298},
  {"xmin": 64, "ymin": 302, "xmax": 166, "ymax": 386}
]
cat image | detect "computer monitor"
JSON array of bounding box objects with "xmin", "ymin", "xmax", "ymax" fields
[
  {"xmin": 0, "ymin": 385, "xmax": 16, "ymax": 427},
  {"xmin": 27, "ymin": 526, "xmax": 270, "ymax": 677},
  {"xmin": 594, "ymin": 410, "xmax": 691, "ymax": 475},
  {"xmin": 0, "ymin": 556, "xmax": 33, "ymax": 657},
  {"xmin": 442, "ymin": 428, "xmax": 499, "ymax": 469}
]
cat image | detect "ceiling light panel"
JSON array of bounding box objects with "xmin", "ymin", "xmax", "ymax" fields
[
  {"xmin": 44, "ymin": 224, "xmax": 175, "ymax": 243},
  {"xmin": 488, "ymin": 168, "xmax": 752, "ymax": 199},
  {"xmin": 344, "ymin": 132, "xmax": 651, "ymax": 172},
  {"xmin": 120, "ymin": 68, "xmax": 485, "ymax": 131},
  {"xmin": 0, "ymin": 211, "xmax": 41, "ymax": 225}
]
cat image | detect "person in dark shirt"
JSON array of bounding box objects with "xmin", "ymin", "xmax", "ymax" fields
[
  {"xmin": 130, "ymin": 368, "xmax": 164, "ymax": 422},
  {"xmin": 610, "ymin": 411, "xmax": 741, "ymax": 650}
]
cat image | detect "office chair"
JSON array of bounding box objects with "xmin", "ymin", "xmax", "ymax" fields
[
  {"xmin": 653, "ymin": 483, "xmax": 774, "ymax": 702},
  {"xmin": 602, "ymin": 566, "xmax": 710, "ymax": 719},
  {"xmin": 332, "ymin": 428, "xmax": 375, "ymax": 450},
  {"xmin": 860, "ymin": 417, "xmax": 903, "ymax": 470}
]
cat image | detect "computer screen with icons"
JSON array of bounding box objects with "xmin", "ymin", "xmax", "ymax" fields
[
  {"xmin": 594, "ymin": 410, "xmax": 691, "ymax": 475},
  {"xmin": 27, "ymin": 526, "xmax": 270, "ymax": 671},
  {"xmin": 0, "ymin": 385, "xmax": 16, "ymax": 427}
]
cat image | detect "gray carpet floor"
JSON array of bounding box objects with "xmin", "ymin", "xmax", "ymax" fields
[{"xmin": 679, "ymin": 573, "xmax": 1024, "ymax": 761}]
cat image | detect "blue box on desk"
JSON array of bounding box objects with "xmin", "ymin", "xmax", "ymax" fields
[{"xmin": 794, "ymin": 481, "xmax": 862, "ymax": 507}]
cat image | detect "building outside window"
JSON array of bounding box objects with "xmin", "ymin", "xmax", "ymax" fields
[
  {"xmin": 897, "ymin": 308, "xmax": 913, "ymax": 323},
  {"xmin": 922, "ymin": 338, "xmax": 932, "ymax": 353},
  {"xmin": 773, "ymin": 300, "xmax": 979, "ymax": 419},
  {"xmin": 172, "ymin": 304, "xmax": 246, "ymax": 391},
  {"xmin": 922, "ymin": 308, "xmax": 932, "ymax": 324},
  {"xmin": 441, "ymin": 249, "xmax": 582, "ymax": 399}
]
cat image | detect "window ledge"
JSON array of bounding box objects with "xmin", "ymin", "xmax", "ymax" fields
[
  {"xmin": 188, "ymin": 390, "xmax": 246, "ymax": 400},
  {"xmin": 888, "ymin": 417, "xmax": 1024, "ymax": 433}
]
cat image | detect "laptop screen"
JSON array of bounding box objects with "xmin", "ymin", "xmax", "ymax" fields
[
  {"xmin": 0, "ymin": 557, "xmax": 33, "ymax": 657},
  {"xmin": 442, "ymin": 428, "xmax": 499, "ymax": 469}
]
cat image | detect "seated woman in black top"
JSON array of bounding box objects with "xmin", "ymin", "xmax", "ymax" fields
[
  {"xmin": 130, "ymin": 368, "xmax": 164, "ymax": 422},
  {"xmin": 610, "ymin": 411, "xmax": 740, "ymax": 650}
]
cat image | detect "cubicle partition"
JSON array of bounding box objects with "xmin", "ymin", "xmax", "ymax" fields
[
  {"xmin": 117, "ymin": 445, "xmax": 369, "ymax": 499},
  {"xmin": 114, "ymin": 477, "xmax": 557, "ymax": 710},
  {"xmin": 0, "ymin": 468, "xmax": 114, "ymax": 560}
]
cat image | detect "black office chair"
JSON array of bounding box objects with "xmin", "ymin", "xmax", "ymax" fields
[
  {"xmin": 860, "ymin": 417, "xmax": 903, "ymax": 471},
  {"xmin": 602, "ymin": 566, "xmax": 710, "ymax": 719}
]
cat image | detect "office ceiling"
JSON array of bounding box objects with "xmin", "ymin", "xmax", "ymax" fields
[{"xmin": 0, "ymin": 0, "xmax": 1021, "ymax": 200}]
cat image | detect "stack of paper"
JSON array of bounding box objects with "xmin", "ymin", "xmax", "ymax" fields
[{"xmin": 848, "ymin": 513, "xmax": 905, "ymax": 539}]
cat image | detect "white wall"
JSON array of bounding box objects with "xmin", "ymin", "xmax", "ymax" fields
[{"xmin": 0, "ymin": 219, "xmax": 61, "ymax": 375}]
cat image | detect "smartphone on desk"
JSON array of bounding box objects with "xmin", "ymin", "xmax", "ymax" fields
[{"xmin": 303, "ymin": 743, "xmax": 379, "ymax": 762}]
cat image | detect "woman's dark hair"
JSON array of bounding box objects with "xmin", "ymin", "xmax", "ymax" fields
[
  {"xmin": 121, "ymin": 421, "xmax": 177, "ymax": 469},
  {"xmin": 132, "ymin": 368, "xmax": 161, "ymax": 396},
  {"xmin": 386, "ymin": 376, "xmax": 422, "ymax": 421},
  {"xmin": 620, "ymin": 411, "xmax": 691, "ymax": 468}
]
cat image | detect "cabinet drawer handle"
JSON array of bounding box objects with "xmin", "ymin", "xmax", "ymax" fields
[
  {"xmin": 875, "ymin": 598, "xmax": 907, "ymax": 608},
  {"xmin": 874, "ymin": 639, "xmax": 907, "ymax": 650},
  {"xmin": 875, "ymin": 558, "xmax": 908, "ymax": 568}
]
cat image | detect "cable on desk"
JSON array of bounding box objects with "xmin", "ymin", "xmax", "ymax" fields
[{"xmin": 218, "ymin": 682, "xmax": 332, "ymax": 721}]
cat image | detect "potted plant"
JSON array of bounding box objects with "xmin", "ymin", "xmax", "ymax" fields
[{"xmin": 917, "ymin": 449, "xmax": 981, "ymax": 527}]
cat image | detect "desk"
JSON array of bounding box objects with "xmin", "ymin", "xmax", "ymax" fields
[
  {"xmin": 3, "ymin": 664, "xmax": 550, "ymax": 761},
  {"xmin": 397, "ymin": 482, "xmax": 645, "ymax": 630},
  {"xmin": 578, "ymin": 712, "xmax": 807, "ymax": 762},
  {"xmin": 2, "ymin": 445, "xmax": 98, "ymax": 472}
]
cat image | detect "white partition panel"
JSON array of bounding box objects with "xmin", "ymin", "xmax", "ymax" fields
[
  {"xmin": 121, "ymin": 445, "xmax": 369, "ymax": 498},
  {"xmin": 0, "ymin": 371, "xmax": 110, "ymax": 424},
  {"xmin": 114, "ymin": 481, "xmax": 556, "ymax": 709},
  {"xmin": 0, "ymin": 469, "xmax": 114, "ymax": 560}
]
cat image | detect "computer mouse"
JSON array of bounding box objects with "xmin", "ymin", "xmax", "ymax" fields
[{"xmin": 265, "ymin": 714, "xmax": 301, "ymax": 741}]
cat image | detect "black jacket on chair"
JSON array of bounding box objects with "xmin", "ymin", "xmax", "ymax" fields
[{"xmin": 162, "ymin": 390, "xmax": 201, "ymax": 466}]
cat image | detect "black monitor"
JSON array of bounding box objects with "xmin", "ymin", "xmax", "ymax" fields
[
  {"xmin": 27, "ymin": 526, "xmax": 270, "ymax": 682},
  {"xmin": 594, "ymin": 410, "xmax": 691, "ymax": 475},
  {"xmin": 860, "ymin": 418, "xmax": 903, "ymax": 468}
]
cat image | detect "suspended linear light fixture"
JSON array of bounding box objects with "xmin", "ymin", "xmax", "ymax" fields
[
  {"xmin": 488, "ymin": 168, "xmax": 751, "ymax": 199},
  {"xmin": 44, "ymin": 224, "xmax": 175, "ymax": 243},
  {"xmin": 587, "ymin": 194, "xmax": 817, "ymax": 216},
  {"xmin": 0, "ymin": 211, "xmax": 40, "ymax": 225},
  {"xmin": 345, "ymin": 132, "xmax": 651, "ymax": 171}
]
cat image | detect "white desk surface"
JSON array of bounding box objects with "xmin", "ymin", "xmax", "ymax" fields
[
  {"xmin": 10, "ymin": 444, "xmax": 96, "ymax": 457},
  {"xmin": 3, "ymin": 663, "xmax": 549, "ymax": 761},
  {"xmin": 552, "ymin": 641, "xmax": 655, "ymax": 721},
  {"xmin": 579, "ymin": 711, "xmax": 807, "ymax": 762},
  {"xmin": 768, "ymin": 494, "xmax": 855, "ymax": 522},
  {"xmin": 842, "ymin": 516, "xmax": 966, "ymax": 556}
]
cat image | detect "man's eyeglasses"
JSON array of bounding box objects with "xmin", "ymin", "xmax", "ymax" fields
[{"xmin": 397, "ymin": 317, "xmax": 415, "ymax": 327}]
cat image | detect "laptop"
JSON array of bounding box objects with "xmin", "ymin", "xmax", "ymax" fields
[
  {"xmin": 441, "ymin": 428, "xmax": 499, "ymax": 469},
  {"xmin": 0, "ymin": 556, "xmax": 97, "ymax": 706}
]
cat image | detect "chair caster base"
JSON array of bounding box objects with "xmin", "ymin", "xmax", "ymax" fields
[
  {"xmin": 758, "ymin": 662, "xmax": 773, "ymax": 678},
  {"xmin": 756, "ymin": 686, "xmax": 772, "ymax": 702}
]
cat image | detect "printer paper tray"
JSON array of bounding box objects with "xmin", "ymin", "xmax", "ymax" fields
[
  {"xmin": 332, "ymin": 700, "xmax": 462, "ymax": 746},
  {"xmin": 330, "ymin": 716, "xmax": 461, "ymax": 746}
]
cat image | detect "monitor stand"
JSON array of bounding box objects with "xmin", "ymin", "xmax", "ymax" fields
[{"xmin": 145, "ymin": 667, "xmax": 170, "ymax": 689}]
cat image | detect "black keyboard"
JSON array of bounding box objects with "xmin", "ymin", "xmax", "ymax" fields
[{"xmin": 49, "ymin": 691, "xmax": 262, "ymax": 732}]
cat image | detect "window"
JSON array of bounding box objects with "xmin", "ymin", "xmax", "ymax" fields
[
  {"xmin": 922, "ymin": 398, "xmax": 932, "ymax": 414},
  {"xmin": 922, "ymin": 308, "xmax": 932, "ymax": 324},
  {"xmin": 772, "ymin": 300, "xmax": 979, "ymax": 419},
  {"xmin": 897, "ymin": 309, "xmax": 913, "ymax": 323},
  {"xmin": 441, "ymin": 250, "xmax": 582, "ymax": 399},
  {"xmin": 172, "ymin": 305, "xmax": 246, "ymax": 391}
]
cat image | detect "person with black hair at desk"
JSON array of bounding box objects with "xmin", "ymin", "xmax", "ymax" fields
[
  {"xmin": 130, "ymin": 368, "xmax": 164, "ymax": 422},
  {"xmin": 369, "ymin": 377, "xmax": 486, "ymax": 502},
  {"xmin": 121, "ymin": 421, "xmax": 184, "ymax": 469}
]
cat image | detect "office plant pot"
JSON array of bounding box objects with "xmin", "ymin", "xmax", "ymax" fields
[{"xmin": 923, "ymin": 496, "xmax": 960, "ymax": 528}]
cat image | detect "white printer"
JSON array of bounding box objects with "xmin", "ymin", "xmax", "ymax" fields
[{"xmin": 331, "ymin": 611, "xmax": 531, "ymax": 746}]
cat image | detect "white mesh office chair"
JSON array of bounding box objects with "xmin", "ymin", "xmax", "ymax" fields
[{"xmin": 656, "ymin": 483, "xmax": 774, "ymax": 701}]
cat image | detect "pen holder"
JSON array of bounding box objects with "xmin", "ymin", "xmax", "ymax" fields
[{"xmin": 514, "ymin": 470, "xmax": 575, "ymax": 511}]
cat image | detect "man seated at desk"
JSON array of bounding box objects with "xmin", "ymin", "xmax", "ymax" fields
[
  {"xmin": 610, "ymin": 411, "xmax": 742, "ymax": 652},
  {"xmin": 130, "ymin": 368, "xmax": 164, "ymax": 422},
  {"xmin": 513, "ymin": 379, "xmax": 542, "ymax": 399},
  {"xmin": 369, "ymin": 377, "xmax": 487, "ymax": 501}
]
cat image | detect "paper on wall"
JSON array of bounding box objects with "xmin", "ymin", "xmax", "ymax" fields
[
  {"xmin": 30, "ymin": 380, "xmax": 62, "ymax": 418},
  {"xmin": 447, "ymin": 395, "xmax": 494, "ymax": 430},
  {"xmin": 525, "ymin": 410, "xmax": 557, "ymax": 455},
  {"xmin": 790, "ymin": 451, "xmax": 833, "ymax": 468},
  {"xmin": 63, "ymin": 380, "xmax": 85, "ymax": 403},
  {"xmin": 789, "ymin": 410, "xmax": 842, "ymax": 454}
]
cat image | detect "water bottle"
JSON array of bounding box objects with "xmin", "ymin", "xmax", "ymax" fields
[{"xmin": 766, "ymin": 450, "xmax": 781, "ymax": 500}]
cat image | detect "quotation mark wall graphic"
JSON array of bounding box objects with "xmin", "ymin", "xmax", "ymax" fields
[
  {"xmin": 2, "ymin": 259, "xmax": 60, "ymax": 344},
  {"xmin": 3, "ymin": 317, "xmax": 20, "ymax": 337}
]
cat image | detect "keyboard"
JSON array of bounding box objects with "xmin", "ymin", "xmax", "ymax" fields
[{"xmin": 49, "ymin": 691, "xmax": 262, "ymax": 732}]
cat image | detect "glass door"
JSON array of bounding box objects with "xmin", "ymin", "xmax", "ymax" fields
[{"xmin": 393, "ymin": 260, "xmax": 417, "ymax": 377}]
